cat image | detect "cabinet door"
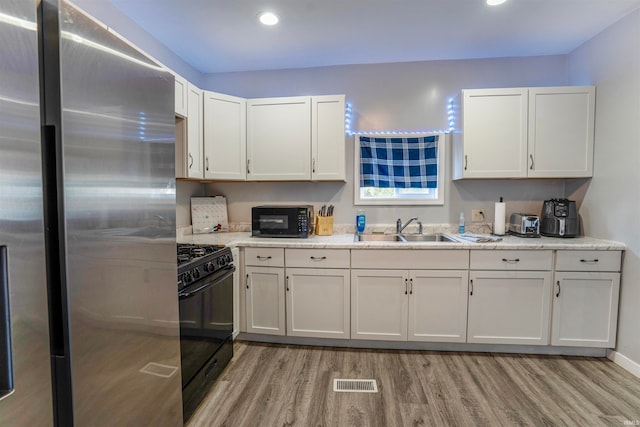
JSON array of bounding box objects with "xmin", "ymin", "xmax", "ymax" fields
[
  {"xmin": 351, "ymin": 270, "xmax": 408, "ymax": 341},
  {"xmin": 551, "ymin": 272, "xmax": 620, "ymax": 348},
  {"xmin": 528, "ymin": 86, "xmax": 595, "ymax": 178},
  {"xmin": 203, "ymin": 91, "xmax": 246, "ymax": 180},
  {"xmin": 460, "ymin": 88, "xmax": 528, "ymax": 178},
  {"xmin": 245, "ymin": 266, "xmax": 285, "ymax": 336},
  {"xmin": 246, "ymin": 97, "xmax": 311, "ymax": 180},
  {"xmin": 186, "ymin": 83, "xmax": 204, "ymax": 179},
  {"xmin": 311, "ymin": 95, "xmax": 345, "ymax": 181},
  {"xmin": 232, "ymin": 248, "xmax": 240, "ymax": 338},
  {"xmin": 408, "ymin": 270, "xmax": 469, "ymax": 343},
  {"xmin": 286, "ymin": 268, "xmax": 350, "ymax": 339},
  {"xmin": 174, "ymin": 73, "xmax": 188, "ymax": 117},
  {"xmin": 467, "ymin": 271, "xmax": 552, "ymax": 345}
]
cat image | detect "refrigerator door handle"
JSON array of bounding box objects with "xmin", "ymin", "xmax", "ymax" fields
[{"xmin": 1, "ymin": 246, "xmax": 14, "ymax": 400}]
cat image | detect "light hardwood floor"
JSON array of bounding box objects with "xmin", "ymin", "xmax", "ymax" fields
[{"xmin": 187, "ymin": 341, "xmax": 640, "ymax": 427}]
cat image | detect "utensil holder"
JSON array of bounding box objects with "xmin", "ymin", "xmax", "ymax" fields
[{"xmin": 315, "ymin": 215, "xmax": 334, "ymax": 236}]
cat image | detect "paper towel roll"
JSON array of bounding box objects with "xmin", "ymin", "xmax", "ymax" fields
[{"xmin": 494, "ymin": 201, "xmax": 506, "ymax": 235}]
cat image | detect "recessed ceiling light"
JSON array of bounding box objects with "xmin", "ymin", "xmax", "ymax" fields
[
  {"xmin": 486, "ymin": 0, "xmax": 507, "ymax": 5},
  {"xmin": 258, "ymin": 11, "xmax": 279, "ymax": 26}
]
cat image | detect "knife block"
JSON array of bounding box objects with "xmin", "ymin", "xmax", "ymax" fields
[{"xmin": 315, "ymin": 216, "xmax": 334, "ymax": 236}]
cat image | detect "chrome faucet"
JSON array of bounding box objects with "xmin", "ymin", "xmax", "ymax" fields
[{"xmin": 396, "ymin": 217, "xmax": 422, "ymax": 234}]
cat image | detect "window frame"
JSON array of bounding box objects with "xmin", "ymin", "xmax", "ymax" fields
[{"xmin": 353, "ymin": 132, "xmax": 446, "ymax": 206}]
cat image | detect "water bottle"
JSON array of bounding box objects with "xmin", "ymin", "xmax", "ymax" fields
[
  {"xmin": 356, "ymin": 209, "xmax": 366, "ymax": 233},
  {"xmin": 459, "ymin": 212, "xmax": 465, "ymax": 234}
]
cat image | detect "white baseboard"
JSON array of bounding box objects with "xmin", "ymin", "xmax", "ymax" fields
[{"xmin": 607, "ymin": 349, "xmax": 640, "ymax": 379}]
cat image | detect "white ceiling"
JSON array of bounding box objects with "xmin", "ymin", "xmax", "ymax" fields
[{"xmin": 105, "ymin": 0, "xmax": 640, "ymax": 74}]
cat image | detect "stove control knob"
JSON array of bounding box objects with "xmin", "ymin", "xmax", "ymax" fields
[
  {"xmin": 217, "ymin": 257, "xmax": 225, "ymax": 267},
  {"xmin": 226, "ymin": 254, "xmax": 233, "ymax": 264},
  {"xmin": 183, "ymin": 272, "xmax": 192, "ymax": 284},
  {"xmin": 203, "ymin": 262, "xmax": 214, "ymax": 272},
  {"xmin": 192, "ymin": 268, "xmax": 200, "ymax": 279}
]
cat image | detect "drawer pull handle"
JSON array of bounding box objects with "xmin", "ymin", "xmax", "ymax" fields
[
  {"xmin": 286, "ymin": 276, "xmax": 289, "ymax": 291},
  {"xmin": 464, "ymin": 155, "xmax": 468, "ymax": 171},
  {"xmin": 501, "ymin": 258, "xmax": 520, "ymax": 263},
  {"xmin": 470, "ymin": 279, "xmax": 474, "ymax": 296},
  {"xmin": 257, "ymin": 256, "xmax": 272, "ymax": 261},
  {"xmin": 529, "ymin": 154, "xmax": 534, "ymax": 170},
  {"xmin": 310, "ymin": 256, "xmax": 327, "ymax": 261},
  {"xmin": 245, "ymin": 273, "xmax": 249, "ymax": 289},
  {"xmin": 409, "ymin": 278, "xmax": 413, "ymax": 295},
  {"xmin": 580, "ymin": 259, "xmax": 599, "ymax": 263},
  {"xmin": 555, "ymin": 280, "xmax": 561, "ymax": 297},
  {"xmin": 188, "ymin": 153, "xmax": 194, "ymax": 168},
  {"xmin": 404, "ymin": 278, "xmax": 408, "ymax": 295}
]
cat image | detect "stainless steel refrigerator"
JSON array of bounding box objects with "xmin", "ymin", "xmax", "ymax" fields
[{"xmin": 0, "ymin": 0, "xmax": 183, "ymax": 425}]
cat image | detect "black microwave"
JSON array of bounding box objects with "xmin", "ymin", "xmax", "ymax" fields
[{"xmin": 251, "ymin": 205, "xmax": 314, "ymax": 238}]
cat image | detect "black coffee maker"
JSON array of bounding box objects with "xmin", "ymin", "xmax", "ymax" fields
[{"xmin": 540, "ymin": 199, "xmax": 579, "ymax": 237}]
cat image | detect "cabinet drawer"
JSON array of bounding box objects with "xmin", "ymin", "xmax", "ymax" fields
[
  {"xmin": 285, "ymin": 249, "xmax": 350, "ymax": 268},
  {"xmin": 351, "ymin": 250, "xmax": 469, "ymax": 270},
  {"xmin": 555, "ymin": 250, "xmax": 621, "ymax": 272},
  {"xmin": 244, "ymin": 247, "xmax": 284, "ymax": 267},
  {"xmin": 470, "ymin": 250, "xmax": 552, "ymax": 270}
]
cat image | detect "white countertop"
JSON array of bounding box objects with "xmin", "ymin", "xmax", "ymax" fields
[{"xmin": 178, "ymin": 232, "xmax": 626, "ymax": 251}]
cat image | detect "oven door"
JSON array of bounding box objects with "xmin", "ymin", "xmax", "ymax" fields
[{"xmin": 178, "ymin": 265, "xmax": 235, "ymax": 387}]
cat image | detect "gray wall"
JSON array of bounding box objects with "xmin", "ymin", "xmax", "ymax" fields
[
  {"xmin": 567, "ymin": 10, "xmax": 640, "ymax": 367},
  {"xmin": 199, "ymin": 56, "xmax": 572, "ymax": 228}
]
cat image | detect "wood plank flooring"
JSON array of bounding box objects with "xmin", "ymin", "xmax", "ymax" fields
[{"xmin": 187, "ymin": 341, "xmax": 640, "ymax": 427}]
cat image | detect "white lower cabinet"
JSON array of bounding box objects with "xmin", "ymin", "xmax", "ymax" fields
[
  {"xmin": 245, "ymin": 266, "xmax": 285, "ymax": 336},
  {"xmin": 286, "ymin": 268, "xmax": 350, "ymax": 339},
  {"xmin": 408, "ymin": 270, "xmax": 469, "ymax": 343},
  {"xmin": 351, "ymin": 269, "xmax": 408, "ymax": 341},
  {"xmin": 467, "ymin": 270, "xmax": 552, "ymax": 345},
  {"xmin": 351, "ymin": 269, "xmax": 469, "ymax": 342},
  {"xmin": 551, "ymin": 250, "xmax": 622, "ymax": 348}
]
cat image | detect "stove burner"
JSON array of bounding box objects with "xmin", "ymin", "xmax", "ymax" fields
[{"xmin": 177, "ymin": 243, "xmax": 232, "ymax": 291}]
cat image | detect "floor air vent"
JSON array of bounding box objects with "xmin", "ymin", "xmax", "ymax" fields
[{"xmin": 333, "ymin": 379, "xmax": 378, "ymax": 393}]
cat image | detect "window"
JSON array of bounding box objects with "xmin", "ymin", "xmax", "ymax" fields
[{"xmin": 354, "ymin": 133, "xmax": 445, "ymax": 205}]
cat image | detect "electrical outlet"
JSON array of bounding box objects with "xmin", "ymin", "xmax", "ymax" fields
[{"xmin": 472, "ymin": 209, "xmax": 486, "ymax": 222}]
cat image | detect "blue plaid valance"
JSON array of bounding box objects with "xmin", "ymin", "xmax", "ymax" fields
[{"xmin": 359, "ymin": 135, "xmax": 439, "ymax": 189}]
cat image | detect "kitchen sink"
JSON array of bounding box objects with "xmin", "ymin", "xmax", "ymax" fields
[
  {"xmin": 354, "ymin": 234, "xmax": 404, "ymax": 242},
  {"xmin": 354, "ymin": 233, "xmax": 456, "ymax": 243},
  {"xmin": 400, "ymin": 233, "xmax": 456, "ymax": 242}
]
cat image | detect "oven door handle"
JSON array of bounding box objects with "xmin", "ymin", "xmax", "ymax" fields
[{"xmin": 178, "ymin": 266, "xmax": 235, "ymax": 299}]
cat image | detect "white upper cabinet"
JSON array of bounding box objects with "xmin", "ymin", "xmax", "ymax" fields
[
  {"xmin": 453, "ymin": 86, "xmax": 595, "ymax": 179},
  {"xmin": 527, "ymin": 86, "xmax": 595, "ymax": 178},
  {"xmin": 246, "ymin": 96, "xmax": 312, "ymax": 180},
  {"xmin": 246, "ymin": 95, "xmax": 346, "ymax": 181},
  {"xmin": 174, "ymin": 73, "xmax": 188, "ymax": 117},
  {"xmin": 203, "ymin": 91, "xmax": 246, "ymax": 180},
  {"xmin": 186, "ymin": 83, "xmax": 204, "ymax": 179},
  {"xmin": 312, "ymin": 95, "xmax": 346, "ymax": 181},
  {"xmin": 453, "ymin": 88, "xmax": 529, "ymax": 179}
]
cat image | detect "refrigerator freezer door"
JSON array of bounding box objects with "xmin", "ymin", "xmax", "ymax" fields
[
  {"xmin": 0, "ymin": 0, "xmax": 55, "ymax": 425},
  {"xmin": 57, "ymin": 2, "xmax": 182, "ymax": 425}
]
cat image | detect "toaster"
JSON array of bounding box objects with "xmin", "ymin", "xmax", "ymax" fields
[
  {"xmin": 508, "ymin": 213, "xmax": 540, "ymax": 237},
  {"xmin": 540, "ymin": 199, "xmax": 579, "ymax": 237}
]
